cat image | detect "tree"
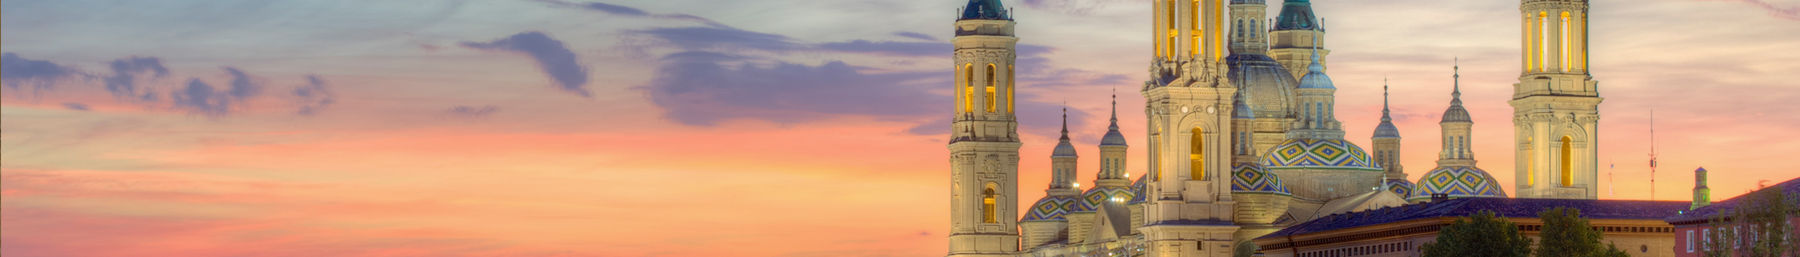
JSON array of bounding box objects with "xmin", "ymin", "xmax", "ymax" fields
[
  {"xmin": 1423, "ymin": 210, "xmax": 1534, "ymax": 257},
  {"xmin": 1704, "ymin": 189, "xmax": 1799, "ymax": 257},
  {"xmin": 1234, "ymin": 240, "xmax": 1258, "ymax": 257},
  {"xmin": 1536, "ymin": 207, "xmax": 1629, "ymax": 257}
]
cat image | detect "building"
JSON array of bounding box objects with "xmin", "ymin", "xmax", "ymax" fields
[
  {"xmin": 1251, "ymin": 198, "xmax": 1687, "ymax": 257},
  {"xmin": 944, "ymin": 0, "xmax": 1610, "ymax": 256},
  {"xmin": 1664, "ymin": 177, "xmax": 1800, "ymax": 257}
]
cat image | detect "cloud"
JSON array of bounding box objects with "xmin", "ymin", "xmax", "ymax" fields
[
  {"xmin": 894, "ymin": 31, "xmax": 937, "ymax": 41},
  {"xmin": 1020, "ymin": 0, "xmax": 1127, "ymax": 15},
  {"xmin": 1, "ymin": 53, "xmax": 80, "ymax": 92},
  {"xmin": 62, "ymin": 103, "xmax": 90, "ymax": 111},
  {"xmin": 447, "ymin": 105, "xmax": 499, "ymax": 118},
  {"xmin": 1712, "ymin": 0, "xmax": 1800, "ymax": 20},
  {"xmin": 102, "ymin": 56, "xmax": 170, "ymax": 100},
  {"xmin": 171, "ymin": 78, "xmax": 231, "ymax": 116},
  {"xmin": 461, "ymin": 32, "xmax": 592, "ymax": 97},
  {"xmin": 223, "ymin": 67, "xmax": 261, "ymax": 99},
  {"xmin": 294, "ymin": 75, "xmax": 336, "ymax": 116},
  {"xmin": 817, "ymin": 40, "xmax": 950, "ymax": 57},
  {"xmin": 631, "ymin": 27, "xmax": 803, "ymax": 52},
  {"xmin": 537, "ymin": 0, "xmax": 728, "ymax": 27}
]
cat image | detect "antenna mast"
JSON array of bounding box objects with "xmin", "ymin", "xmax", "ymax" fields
[{"xmin": 1649, "ymin": 109, "xmax": 1658, "ymax": 200}]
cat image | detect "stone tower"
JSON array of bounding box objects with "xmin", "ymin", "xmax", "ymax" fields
[
  {"xmin": 1228, "ymin": 0, "xmax": 1269, "ymax": 55},
  {"xmin": 1440, "ymin": 62, "xmax": 1476, "ymax": 168},
  {"xmin": 1268, "ymin": 0, "xmax": 1327, "ymax": 80},
  {"xmin": 1101, "ymin": 93, "xmax": 1130, "ymax": 180},
  {"xmin": 1140, "ymin": 0, "xmax": 1241, "ymax": 255},
  {"xmin": 1512, "ymin": 0, "xmax": 1602, "ymax": 199},
  {"xmin": 1372, "ymin": 78, "xmax": 1409, "ymax": 195},
  {"xmin": 948, "ymin": 0, "xmax": 1022, "ymax": 256},
  {"xmin": 1691, "ymin": 167, "xmax": 1710, "ymax": 210}
]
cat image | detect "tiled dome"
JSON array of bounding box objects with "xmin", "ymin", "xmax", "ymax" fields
[
  {"xmin": 1410, "ymin": 166, "xmax": 1508, "ymax": 200},
  {"xmin": 1075, "ymin": 185, "xmax": 1136, "ymax": 212},
  {"xmin": 1021, "ymin": 195, "xmax": 1080, "ymax": 222},
  {"xmin": 1385, "ymin": 178, "xmax": 1416, "ymax": 197},
  {"xmin": 1259, "ymin": 139, "xmax": 1381, "ymax": 170},
  {"xmin": 1232, "ymin": 163, "xmax": 1292, "ymax": 196},
  {"xmin": 1128, "ymin": 173, "xmax": 1149, "ymax": 204}
]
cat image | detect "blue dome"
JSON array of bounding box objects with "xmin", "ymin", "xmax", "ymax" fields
[
  {"xmin": 1075, "ymin": 185, "xmax": 1135, "ymax": 212},
  {"xmin": 1297, "ymin": 58, "xmax": 1333, "ymax": 89},
  {"xmin": 1022, "ymin": 195, "xmax": 1080, "ymax": 222},
  {"xmin": 1385, "ymin": 178, "xmax": 1415, "ymax": 197},
  {"xmin": 959, "ymin": 0, "xmax": 1011, "ymax": 20},
  {"xmin": 1373, "ymin": 121, "xmax": 1400, "ymax": 138},
  {"xmin": 1100, "ymin": 129, "xmax": 1127, "ymax": 146},
  {"xmin": 1232, "ymin": 163, "xmax": 1291, "ymax": 195},
  {"xmin": 1410, "ymin": 166, "xmax": 1508, "ymax": 200},
  {"xmin": 1259, "ymin": 139, "xmax": 1382, "ymax": 170},
  {"xmin": 1052, "ymin": 141, "xmax": 1078, "ymax": 157}
]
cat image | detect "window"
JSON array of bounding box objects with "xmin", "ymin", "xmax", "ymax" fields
[
  {"xmin": 1167, "ymin": 0, "xmax": 1176, "ymax": 57},
  {"xmin": 1191, "ymin": 0, "xmax": 1200, "ymax": 58},
  {"xmin": 964, "ymin": 64, "xmax": 974, "ymax": 112},
  {"xmin": 1540, "ymin": 12, "xmax": 1549, "ymax": 72},
  {"xmin": 1688, "ymin": 230, "xmax": 1695, "ymax": 253},
  {"xmin": 1561, "ymin": 136, "xmax": 1573, "ymax": 186},
  {"xmin": 1561, "ymin": 11, "xmax": 1570, "ymax": 72},
  {"xmin": 982, "ymin": 184, "xmax": 997, "ymax": 223},
  {"xmin": 1704, "ymin": 228, "xmax": 1712, "ymax": 250},
  {"xmin": 984, "ymin": 64, "xmax": 996, "ymax": 112},
  {"xmin": 1006, "ymin": 65, "xmax": 1014, "ymax": 113},
  {"xmin": 1191, "ymin": 127, "xmax": 1206, "ymax": 180}
]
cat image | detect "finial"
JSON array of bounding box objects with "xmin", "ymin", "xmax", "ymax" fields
[
  {"xmin": 1452, "ymin": 57, "xmax": 1461, "ymax": 100},
  {"xmin": 1110, "ymin": 87, "xmax": 1119, "ymax": 123},
  {"xmin": 1382, "ymin": 76, "xmax": 1391, "ymax": 120}
]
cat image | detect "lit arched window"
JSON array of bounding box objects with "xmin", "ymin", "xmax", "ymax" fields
[
  {"xmin": 985, "ymin": 64, "xmax": 997, "ymax": 112},
  {"xmin": 1192, "ymin": 0, "xmax": 1201, "ymax": 58},
  {"xmin": 1561, "ymin": 136, "xmax": 1573, "ymax": 186},
  {"xmin": 1167, "ymin": 0, "xmax": 1176, "ymax": 58},
  {"xmin": 1525, "ymin": 137, "xmax": 1535, "ymax": 186},
  {"xmin": 982, "ymin": 184, "xmax": 998, "ymax": 223},
  {"xmin": 964, "ymin": 64, "xmax": 975, "ymax": 112},
  {"xmin": 1191, "ymin": 127, "xmax": 1206, "ymax": 180}
]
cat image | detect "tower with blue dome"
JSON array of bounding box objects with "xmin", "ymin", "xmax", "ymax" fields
[
  {"xmin": 1372, "ymin": 79, "xmax": 1413, "ymax": 197},
  {"xmin": 1411, "ymin": 61, "xmax": 1508, "ymax": 201}
]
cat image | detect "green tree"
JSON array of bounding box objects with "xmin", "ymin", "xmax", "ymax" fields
[
  {"xmin": 1234, "ymin": 240, "xmax": 1258, "ymax": 257},
  {"xmin": 1704, "ymin": 189, "xmax": 1799, "ymax": 257},
  {"xmin": 1536, "ymin": 207, "xmax": 1629, "ymax": 257},
  {"xmin": 1422, "ymin": 210, "xmax": 1534, "ymax": 257}
]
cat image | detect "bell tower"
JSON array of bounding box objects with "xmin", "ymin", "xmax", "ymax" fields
[
  {"xmin": 1140, "ymin": 0, "xmax": 1241, "ymax": 256},
  {"xmin": 1512, "ymin": 0, "xmax": 1601, "ymax": 199},
  {"xmin": 947, "ymin": 0, "xmax": 1022, "ymax": 256}
]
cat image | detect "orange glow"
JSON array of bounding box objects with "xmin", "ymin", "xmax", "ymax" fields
[
  {"xmin": 1191, "ymin": 127, "xmax": 1205, "ymax": 180},
  {"xmin": 1562, "ymin": 136, "xmax": 1574, "ymax": 186}
]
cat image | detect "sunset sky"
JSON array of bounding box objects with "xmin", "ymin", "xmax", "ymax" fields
[{"xmin": 3, "ymin": 0, "xmax": 1799, "ymax": 256}]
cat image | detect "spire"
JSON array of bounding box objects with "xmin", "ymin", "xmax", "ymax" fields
[
  {"xmin": 1382, "ymin": 77, "xmax": 1392, "ymax": 121},
  {"xmin": 1100, "ymin": 88, "xmax": 1128, "ymax": 146},
  {"xmin": 1053, "ymin": 106, "xmax": 1079, "ymax": 157},
  {"xmin": 1297, "ymin": 28, "xmax": 1333, "ymax": 89},
  {"xmin": 1440, "ymin": 57, "xmax": 1472, "ymax": 123},
  {"xmin": 1374, "ymin": 77, "xmax": 1400, "ymax": 138}
]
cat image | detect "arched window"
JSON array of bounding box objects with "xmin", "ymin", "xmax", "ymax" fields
[
  {"xmin": 1236, "ymin": 20, "xmax": 1244, "ymax": 39},
  {"xmin": 985, "ymin": 64, "xmax": 997, "ymax": 112},
  {"xmin": 1007, "ymin": 65, "xmax": 1015, "ymax": 113},
  {"xmin": 1561, "ymin": 136, "xmax": 1573, "ymax": 186},
  {"xmin": 964, "ymin": 64, "xmax": 975, "ymax": 112},
  {"xmin": 1191, "ymin": 127, "xmax": 1206, "ymax": 180},
  {"xmin": 1167, "ymin": 0, "xmax": 1176, "ymax": 58},
  {"xmin": 1526, "ymin": 137, "xmax": 1535, "ymax": 186},
  {"xmin": 1191, "ymin": 0, "xmax": 1200, "ymax": 58},
  {"xmin": 983, "ymin": 184, "xmax": 998, "ymax": 223}
]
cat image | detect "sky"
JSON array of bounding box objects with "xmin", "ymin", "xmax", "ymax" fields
[{"xmin": 2, "ymin": 0, "xmax": 1799, "ymax": 256}]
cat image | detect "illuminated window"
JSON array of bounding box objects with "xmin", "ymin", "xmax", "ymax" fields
[
  {"xmin": 1167, "ymin": 0, "xmax": 1176, "ymax": 58},
  {"xmin": 985, "ymin": 64, "xmax": 996, "ymax": 112},
  {"xmin": 1526, "ymin": 137, "xmax": 1535, "ymax": 186},
  {"xmin": 1192, "ymin": 0, "xmax": 1200, "ymax": 58},
  {"xmin": 964, "ymin": 64, "xmax": 974, "ymax": 112},
  {"xmin": 1190, "ymin": 127, "xmax": 1205, "ymax": 180},
  {"xmin": 983, "ymin": 184, "xmax": 997, "ymax": 223},
  {"xmin": 1561, "ymin": 136, "xmax": 1573, "ymax": 186},
  {"xmin": 1006, "ymin": 65, "xmax": 1014, "ymax": 113},
  {"xmin": 1562, "ymin": 12, "xmax": 1570, "ymax": 72},
  {"xmin": 1540, "ymin": 12, "xmax": 1549, "ymax": 72}
]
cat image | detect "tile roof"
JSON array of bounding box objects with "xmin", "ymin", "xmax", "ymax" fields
[
  {"xmin": 1259, "ymin": 197, "xmax": 1689, "ymax": 239},
  {"xmin": 1665, "ymin": 177, "xmax": 1800, "ymax": 224}
]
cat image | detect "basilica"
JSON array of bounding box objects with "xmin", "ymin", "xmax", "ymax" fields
[{"xmin": 945, "ymin": 0, "xmax": 1614, "ymax": 257}]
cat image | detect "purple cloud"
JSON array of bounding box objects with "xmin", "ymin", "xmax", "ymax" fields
[
  {"xmin": 102, "ymin": 56, "xmax": 170, "ymax": 99},
  {"xmin": 223, "ymin": 67, "xmax": 261, "ymax": 99},
  {"xmin": 1, "ymin": 53, "xmax": 80, "ymax": 92},
  {"xmin": 462, "ymin": 31, "xmax": 592, "ymax": 97},
  {"xmin": 62, "ymin": 103, "xmax": 90, "ymax": 111},
  {"xmin": 447, "ymin": 105, "xmax": 500, "ymax": 118},
  {"xmin": 894, "ymin": 31, "xmax": 937, "ymax": 41},
  {"xmin": 294, "ymin": 75, "xmax": 336, "ymax": 116},
  {"xmin": 172, "ymin": 78, "xmax": 230, "ymax": 116}
]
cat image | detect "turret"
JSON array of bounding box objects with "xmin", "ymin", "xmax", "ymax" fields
[{"xmin": 1691, "ymin": 167, "xmax": 1710, "ymax": 210}]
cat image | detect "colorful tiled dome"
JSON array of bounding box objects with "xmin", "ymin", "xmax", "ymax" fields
[
  {"xmin": 1021, "ymin": 195, "xmax": 1080, "ymax": 222},
  {"xmin": 1259, "ymin": 139, "xmax": 1381, "ymax": 170},
  {"xmin": 1128, "ymin": 174, "xmax": 1149, "ymax": 204},
  {"xmin": 1075, "ymin": 185, "xmax": 1136, "ymax": 212},
  {"xmin": 1232, "ymin": 163, "xmax": 1291, "ymax": 195},
  {"xmin": 1410, "ymin": 166, "xmax": 1507, "ymax": 200},
  {"xmin": 1385, "ymin": 178, "xmax": 1416, "ymax": 197}
]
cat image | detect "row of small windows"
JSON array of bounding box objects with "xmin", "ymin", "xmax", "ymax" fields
[
  {"xmin": 1297, "ymin": 241, "xmax": 1413, "ymax": 257},
  {"xmin": 1687, "ymin": 223, "xmax": 1797, "ymax": 253},
  {"xmin": 1516, "ymin": 224, "xmax": 1670, "ymax": 233},
  {"xmin": 1155, "ymin": 0, "xmax": 1222, "ymax": 60},
  {"xmin": 958, "ymin": 63, "xmax": 1013, "ymax": 114}
]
